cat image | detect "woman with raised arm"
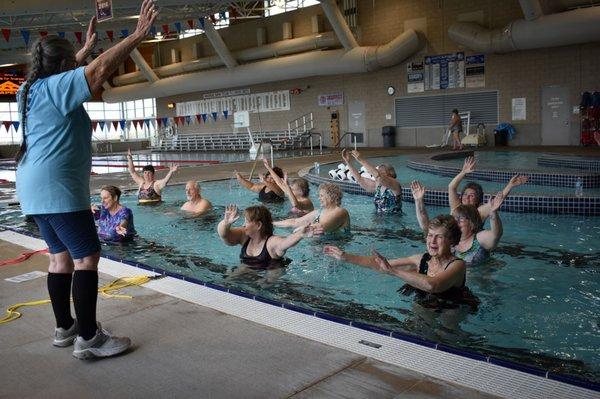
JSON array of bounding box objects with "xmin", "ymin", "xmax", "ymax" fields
[
  {"xmin": 341, "ymin": 149, "xmax": 402, "ymax": 214},
  {"xmin": 235, "ymin": 166, "xmax": 285, "ymax": 203},
  {"xmin": 324, "ymin": 215, "xmax": 467, "ymax": 296},
  {"xmin": 127, "ymin": 149, "xmax": 178, "ymax": 204},
  {"xmin": 262, "ymin": 158, "xmax": 313, "ymax": 214},
  {"xmin": 217, "ymin": 204, "xmax": 320, "ymax": 268},
  {"xmin": 449, "ymin": 156, "xmax": 528, "ymax": 221},
  {"xmin": 412, "ymin": 180, "xmax": 505, "ymax": 266},
  {"xmin": 274, "ymin": 183, "xmax": 350, "ymax": 237},
  {"xmin": 15, "ymin": 0, "xmax": 158, "ymax": 360}
]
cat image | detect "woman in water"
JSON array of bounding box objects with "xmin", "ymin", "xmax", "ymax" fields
[
  {"xmin": 235, "ymin": 166, "xmax": 285, "ymax": 203},
  {"xmin": 218, "ymin": 204, "xmax": 320, "ymax": 268},
  {"xmin": 14, "ymin": 0, "xmax": 157, "ymax": 359},
  {"xmin": 92, "ymin": 186, "xmax": 136, "ymax": 241},
  {"xmin": 127, "ymin": 149, "xmax": 178, "ymax": 204},
  {"xmin": 449, "ymin": 156, "xmax": 528, "ymax": 221},
  {"xmin": 342, "ymin": 149, "xmax": 402, "ymax": 214},
  {"xmin": 324, "ymin": 214, "xmax": 467, "ymax": 295},
  {"xmin": 262, "ymin": 158, "xmax": 313, "ymax": 214},
  {"xmin": 274, "ymin": 183, "xmax": 350, "ymax": 237},
  {"xmin": 413, "ymin": 180, "xmax": 504, "ymax": 266}
]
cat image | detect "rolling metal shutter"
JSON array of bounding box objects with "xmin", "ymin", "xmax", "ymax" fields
[{"xmin": 395, "ymin": 91, "xmax": 498, "ymax": 128}]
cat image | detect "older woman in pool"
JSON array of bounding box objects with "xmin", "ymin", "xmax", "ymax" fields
[
  {"xmin": 342, "ymin": 149, "xmax": 402, "ymax": 214},
  {"xmin": 92, "ymin": 185, "xmax": 136, "ymax": 241},
  {"xmin": 127, "ymin": 149, "xmax": 178, "ymax": 204},
  {"xmin": 324, "ymin": 215, "xmax": 466, "ymax": 295},
  {"xmin": 274, "ymin": 183, "xmax": 350, "ymax": 236},
  {"xmin": 449, "ymin": 156, "xmax": 527, "ymax": 221},
  {"xmin": 218, "ymin": 204, "xmax": 320, "ymax": 268},
  {"xmin": 413, "ymin": 180, "xmax": 504, "ymax": 265},
  {"xmin": 235, "ymin": 166, "xmax": 286, "ymax": 203},
  {"xmin": 262, "ymin": 158, "xmax": 313, "ymax": 214}
]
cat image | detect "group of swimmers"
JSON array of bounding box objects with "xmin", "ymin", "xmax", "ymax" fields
[{"xmin": 95, "ymin": 148, "xmax": 528, "ymax": 302}]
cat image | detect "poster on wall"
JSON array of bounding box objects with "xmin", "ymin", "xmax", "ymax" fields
[
  {"xmin": 0, "ymin": 73, "xmax": 25, "ymax": 96},
  {"xmin": 424, "ymin": 52, "xmax": 464, "ymax": 90},
  {"xmin": 512, "ymin": 98, "xmax": 526, "ymax": 120},
  {"xmin": 406, "ymin": 62, "xmax": 424, "ymax": 93},
  {"xmin": 95, "ymin": 0, "xmax": 113, "ymax": 22},
  {"xmin": 318, "ymin": 92, "xmax": 344, "ymax": 106},
  {"xmin": 465, "ymin": 54, "xmax": 485, "ymax": 88}
]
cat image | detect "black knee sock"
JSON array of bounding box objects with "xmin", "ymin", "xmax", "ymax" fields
[
  {"xmin": 47, "ymin": 273, "xmax": 74, "ymax": 329},
  {"xmin": 72, "ymin": 270, "xmax": 98, "ymax": 340}
]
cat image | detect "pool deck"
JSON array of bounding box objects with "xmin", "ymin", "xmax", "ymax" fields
[{"xmin": 1, "ymin": 146, "xmax": 599, "ymax": 398}]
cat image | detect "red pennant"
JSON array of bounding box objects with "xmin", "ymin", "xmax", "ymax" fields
[
  {"xmin": 2, "ymin": 29, "xmax": 10, "ymax": 42},
  {"xmin": 39, "ymin": 31, "xmax": 48, "ymax": 38},
  {"xmin": 156, "ymin": 118, "xmax": 163, "ymax": 128},
  {"xmin": 2, "ymin": 121, "xmax": 12, "ymax": 131},
  {"xmin": 74, "ymin": 31, "xmax": 82, "ymax": 44},
  {"xmin": 179, "ymin": 116, "xmax": 185, "ymax": 125},
  {"xmin": 195, "ymin": 114, "xmax": 202, "ymax": 124},
  {"xmin": 161, "ymin": 24, "xmax": 170, "ymax": 35},
  {"xmin": 111, "ymin": 121, "xmax": 119, "ymax": 131},
  {"xmin": 106, "ymin": 30, "xmax": 114, "ymax": 42},
  {"xmin": 209, "ymin": 15, "xmax": 217, "ymax": 24},
  {"xmin": 92, "ymin": 121, "xmax": 98, "ymax": 131},
  {"xmin": 187, "ymin": 20, "xmax": 194, "ymax": 30},
  {"xmin": 135, "ymin": 119, "xmax": 142, "ymax": 129}
]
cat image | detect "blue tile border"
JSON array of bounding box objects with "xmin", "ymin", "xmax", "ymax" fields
[
  {"xmin": 538, "ymin": 155, "xmax": 600, "ymax": 172},
  {"xmin": 1, "ymin": 224, "xmax": 598, "ymax": 393}
]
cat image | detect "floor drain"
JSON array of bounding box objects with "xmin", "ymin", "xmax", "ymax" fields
[{"xmin": 359, "ymin": 339, "xmax": 382, "ymax": 349}]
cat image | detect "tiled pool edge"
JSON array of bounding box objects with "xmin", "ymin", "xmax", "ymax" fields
[{"xmin": 1, "ymin": 227, "xmax": 598, "ymax": 397}]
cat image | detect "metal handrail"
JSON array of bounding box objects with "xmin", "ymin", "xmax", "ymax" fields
[
  {"xmin": 287, "ymin": 112, "xmax": 314, "ymax": 137},
  {"xmin": 334, "ymin": 131, "xmax": 359, "ymax": 148},
  {"xmin": 305, "ymin": 132, "xmax": 323, "ymax": 154}
]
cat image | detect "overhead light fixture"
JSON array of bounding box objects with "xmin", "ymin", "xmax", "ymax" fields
[
  {"xmin": 0, "ymin": 63, "xmax": 18, "ymax": 68},
  {"xmin": 167, "ymin": 103, "xmax": 175, "ymax": 109}
]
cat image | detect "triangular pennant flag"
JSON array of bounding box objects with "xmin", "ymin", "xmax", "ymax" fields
[
  {"xmin": 198, "ymin": 18, "xmax": 205, "ymax": 30},
  {"xmin": 111, "ymin": 120, "xmax": 119, "ymax": 131},
  {"xmin": 74, "ymin": 31, "xmax": 82, "ymax": 44},
  {"xmin": 162, "ymin": 117, "xmax": 168, "ymax": 126},
  {"xmin": 126, "ymin": 120, "xmax": 132, "ymax": 130},
  {"xmin": 156, "ymin": 118, "xmax": 163, "ymax": 128},
  {"xmin": 195, "ymin": 114, "xmax": 202, "ymax": 124},
  {"xmin": 178, "ymin": 116, "xmax": 185, "ymax": 125},
  {"xmin": 211, "ymin": 112, "xmax": 218, "ymax": 122},
  {"xmin": 21, "ymin": 30, "xmax": 30, "ymax": 46},
  {"xmin": 2, "ymin": 121, "xmax": 12, "ymax": 132},
  {"xmin": 106, "ymin": 31, "xmax": 114, "ymax": 42},
  {"xmin": 119, "ymin": 119, "xmax": 126, "ymax": 130},
  {"xmin": 223, "ymin": 110, "xmax": 229, "ymax": 119},
  {"xmin": 172, "ymin": 117, "xmax": 179, "ymax": 126},
  {"xmin": 137, "ymin": 120, "xmax": 144, "ymax": 129},
  {"xmin": 57, "ymin": 31, "xmax": 65, "ymax": 38},
  {"xmin": 185, "ymin": 115, "xmax": 191, "ymax": 125},
  {"xmin": 209, "ymin": 15, "xmax": 217, "ymax": 24},
  {"xmin": 187, "ymin": 20, "xmax": 194, "ymax": 30},
  {"xmin": 162, "ymin": 24, "xmax": 170, "ymax": 35},
  {"xmin": 12, "ymin": 121, "xmax": 20, "ymax": 131},
  {"xmin": 150, "ymin": 26, "xmax": 157, "ymax": 37},
  {"xmin": 201, "ymin": 114, "xmax": 207, "ymax": 123},
  {"xmin": 174, "ymin": 22, "xmax": 182, "ymax": 33},
  {"xmin": 144, "ymin": 119, "xmax": 150, "ymax": 128},
  {"xmin": 1, "ymin": 29, "xmax": 10, "ymax": 43},
  {"xmin": 99, "ymin": 121, "xmax": 106, "ymax": 131},
  {"xmin": 120, "ymin": 29, "xmax": 129, "ymax": 38},
  {"xmin": 92, "ymin": 121, "xmax": 98, "ymax": 131},
  {"xmin": 39, "ymin": 31, "xmax": 48, "ymax": 38}
]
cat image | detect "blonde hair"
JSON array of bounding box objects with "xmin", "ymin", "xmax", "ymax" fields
[{"xmin": 319, "ymin": 183, "xmax": 343, "ymax": 206}]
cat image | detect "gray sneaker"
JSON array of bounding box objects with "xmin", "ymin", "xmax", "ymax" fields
[
  {"xmin": 53, "ymin": 320, "xmax": 78, "ymax": 347},
  {"xmin": 72, "ymin": 323, "xmax": 131, "ymax": 360}
]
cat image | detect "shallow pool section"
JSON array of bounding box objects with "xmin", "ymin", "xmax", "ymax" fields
[{"xmin": 1, "ymin": 179, "xmax": 598, "ymax": 384}]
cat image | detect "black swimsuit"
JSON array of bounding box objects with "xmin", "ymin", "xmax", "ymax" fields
[
  {"xmin": 258, "ymin": 186, "xmax": 284, "ymax": 203},
  {"xmin": 240, "ymin": 236, "xmax": 273, "ymax": 267}
]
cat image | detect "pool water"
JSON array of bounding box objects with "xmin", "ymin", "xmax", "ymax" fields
[
  {"xmin": 318, "ymin": 151, "xmax": 600, "ymax": 196},
  {"xmin": 1, "ymin": 179, "xmax": 598, "ymax": 382}
]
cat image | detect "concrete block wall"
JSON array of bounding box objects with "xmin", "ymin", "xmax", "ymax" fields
[{"xmin": 150, "ymin": 0, "xmax": 600, "ymax": 147}]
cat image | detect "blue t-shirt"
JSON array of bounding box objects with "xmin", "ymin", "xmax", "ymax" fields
[{"xmin": 16, "ymin": 67, "xmax": 92, "ymax": 215}]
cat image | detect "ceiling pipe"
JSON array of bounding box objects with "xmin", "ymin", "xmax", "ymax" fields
[
  {"xmin": 519, "ymin": 0, "xmax": 544, "ymax": 20},
  {"xmin": 201, "ymin": 18, "xmax": 238, "ymax": 69},
  {"xmin": 129, "ymin": 48, "xmax": 159, "ymax": 83},
  {"xmin": 448, "ymin": 6, "xmax": 600, "ymax": 53},
  {"xmin": 102, "ymin": 29, "xmax": 422, "ymax": 102},
  {"xmin": 320, "ymin": 0, "xmax": 358, "ymax": 50},
  {"xmin": 113, "ymin": 32, "xmax": 340, "ymax": 86}
]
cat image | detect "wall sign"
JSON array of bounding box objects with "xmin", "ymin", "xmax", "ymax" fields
[
  {"xmin": 465, "ymin": 54, "xmax": 485, "ymax": 88},
  {"xmin": 406, "ymin": 62, "xmax": 424, "ymax": 93},
  {"xmin": 177, "ymin": 90, "xmax": 290, "ymax": 116},
  {"xmin": 95, "ymin": 0, "xmax": 113, "ymax": 22},
  {"xmin": 0, "ymin": 73, "xmax": 25, "ymax": 96},
  {"xmin": 512, "ymin": 98, "xmax": 526, "ymax": 121},
  {"xmin": 318, "ymin": 92, "xmax": 344, "ymax": 106},
  {"xmin": 203, "ymin": 89, "xmax": 251, "ymax": 99},
  {"xmin": 424, "ymin": 52, "xmax": 464, "ymax": 90}
]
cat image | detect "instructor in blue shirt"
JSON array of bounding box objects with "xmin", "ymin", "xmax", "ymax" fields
[{"xmin": 15, "ymin": 0, "xmax": 158, "ymax": 360}]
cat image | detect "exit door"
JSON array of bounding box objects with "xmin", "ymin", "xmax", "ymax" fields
[
  {"xmin": 347, "ymin": 100, "xmax": 366, "ymax": 147},
  {"xmin": 541, "ymin": 86, "xmax": 570, "ymax": 145}
]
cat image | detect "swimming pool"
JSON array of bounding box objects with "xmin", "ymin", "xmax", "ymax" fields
[{"xmin": 1, "ymin": 178, "xmax": 598, "ymax": 384}]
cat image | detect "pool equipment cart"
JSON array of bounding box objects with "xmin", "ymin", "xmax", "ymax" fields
[{"xmin": 462, "ymin": 122, "xmax": 487, "ymax": 147}]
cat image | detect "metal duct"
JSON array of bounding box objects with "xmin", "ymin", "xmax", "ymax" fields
[
  {"xmin": 320, "ymin": 0, "xmax": 358, "ymax": 50},
  {"xmin": 519, "ymin": 0, "xmax": 544, "ymax": 20},
  {"xmin": 129, "ymin": 48, "xmax": 159, "ymax": 83},
  {"xmin": 449, "ymin": 7, "xmax": 600, "ymax": 53},
  {"xmin": 202, "ymin": 18, "xmax": 238, "ymax": 68},
  {"xmin": 102, "ymin": 29, "xmax": 422, "ymax": 102},
  {"xmin": 113, "ymin": 32, "xmax": 341, "ymax": 86}
]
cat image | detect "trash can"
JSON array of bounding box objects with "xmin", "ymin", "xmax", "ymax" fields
[
  {"xmin": 382, "ymin": 126, "xmax": 396, "ymax": 147},
  {"xmin": 494, "ymin": 129, "xmax": 508, "ymax": 146}
]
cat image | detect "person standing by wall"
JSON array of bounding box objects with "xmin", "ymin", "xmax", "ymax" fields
[
  {"xmin": 15, "ymin": 0, "xmax": 158, "ymax": 359},
  {"xmin": 448, "ymin": 109, "xmax": 463, "ymax": 150}
]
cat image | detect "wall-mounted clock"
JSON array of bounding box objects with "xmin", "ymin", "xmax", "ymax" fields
[{"xmin": 387, "ymin": 86, "xmax": 395, "ymax": 96}]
